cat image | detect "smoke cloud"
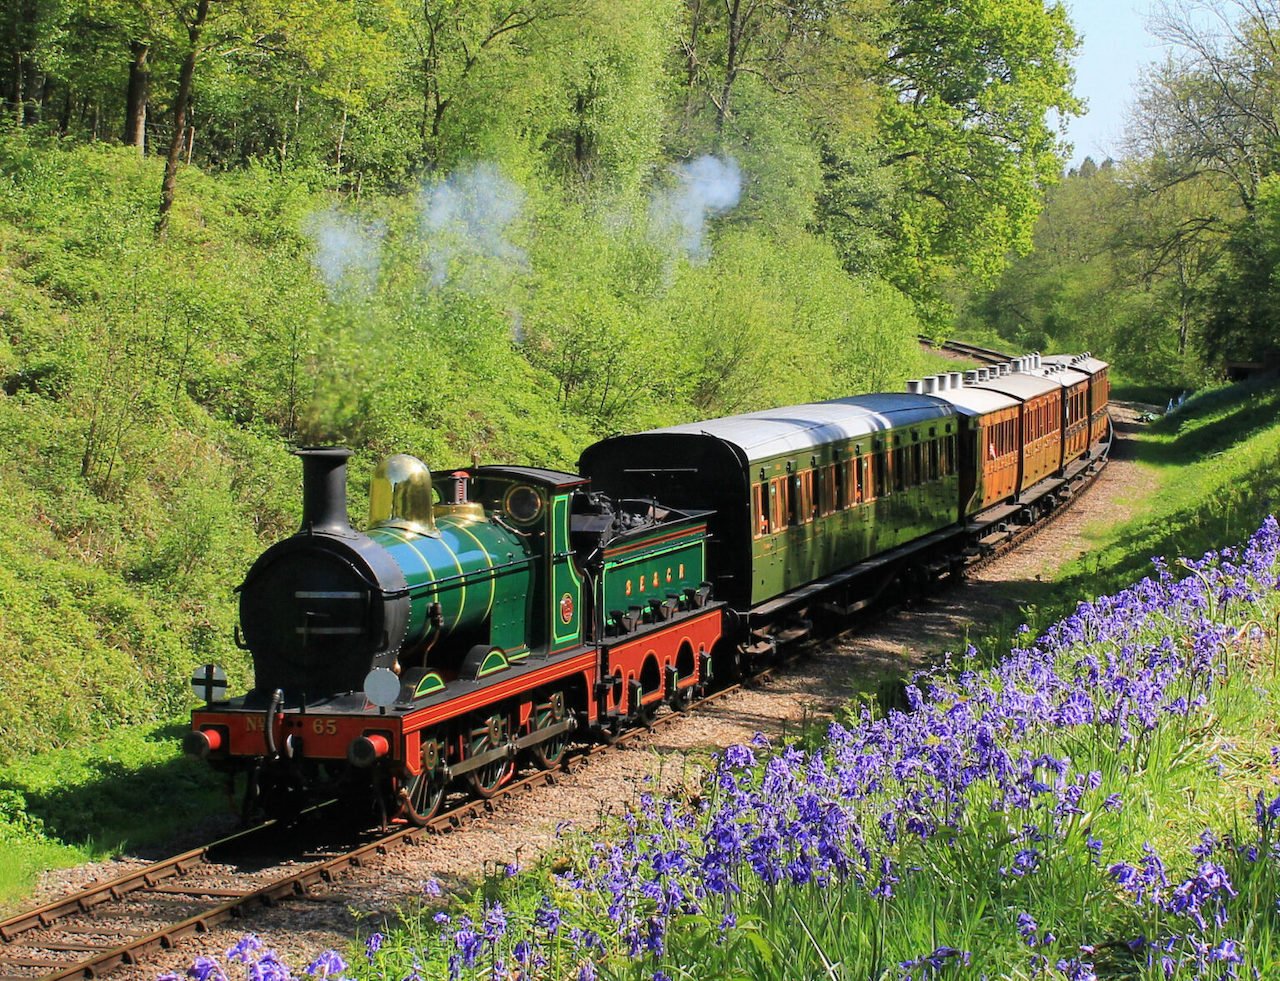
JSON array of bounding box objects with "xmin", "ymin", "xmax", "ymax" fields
[
  {"xmin": 649, "ymin": 154, "xmax": 742, "ymax": 261},
  {"xmin": 304, "ymin": 209, "xmax": 386, "ymax": 300},
  {"xmin": 419, "ymin": 162, "xmax": 527, "ymax": 287}
]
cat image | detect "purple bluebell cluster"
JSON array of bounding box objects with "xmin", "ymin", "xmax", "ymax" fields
[{"xmin": 170, "ymin": 518, "xmax": 1280, "ymax": 980}]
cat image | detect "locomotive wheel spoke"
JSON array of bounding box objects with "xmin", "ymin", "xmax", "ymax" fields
[
  {"xmin": 465, "ymin": 712, "xmax": 513, "ymax": 798},
  {"xmin": 529, "ymin": 691, "xmax": 568, "ymax": 769},
  {"xmin": 399, "ymin": 737, "xmax": 447, "ymax": 825}
]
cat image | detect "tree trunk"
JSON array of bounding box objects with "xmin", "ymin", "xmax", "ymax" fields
[
  {"xmin": 11, "ymin": 0, "xmax": 36, "ymax": 123},
  {"xmin": 11, "ymin": 51, "xmax": 24, "ymax": 124},
  {"xmin": 156, "ymin": 0, "xmax": 210, "ymax": 236},
  {"xmin": 335, "ymin": 103, "xmax": 348, "ymax": 171},
  {"xmin": 123, "ymin": 41, "xmax": 150, "ymax": 154},
  {"xmin": 716, "ymin": 0, "xmax": 742, "ymax": 134}
]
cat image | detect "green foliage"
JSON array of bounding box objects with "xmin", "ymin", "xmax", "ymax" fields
[
  {"xmin": 870, "ymin": 0, "xmax": 1080, "ymax": 313},
  {"xmin": 0, "ymin": 113, "xmax": 937, "ymax": 770},
  {"xmin": 961, "ymin": 1, "xmax": 1280, "ymax": 376},
  {"xmin": 0, "ymin": 719, "xmax": 227, "ymax": 909},
  {"xmin": 960, "ymin": 160, "xmax": 1239, "ymax": 386}
]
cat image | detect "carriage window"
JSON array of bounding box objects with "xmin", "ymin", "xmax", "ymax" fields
[
  {"xmin": 753, "ymin": 483, "xmax": 767, "ymax": 538},
  {"xmin": 928, "ymin": 440, "xmax": 940, "ymax": 480},
  {"xmin": 796, "ymin": 470, "xmax": 814, "ymax": 523},
  {"xmin": 873, "ymin": 452, "xmax": 888, "ymax": 498},
  {"xmin": 892, "ymin": 447, "xmax": 906, "ymax": 492},
  {"xmin": 846, "ymin": 457, "xmax": 863, "ymax": 505},
  {"xmin": 819, "ymin": 464, "xmax": 837, "ymax": 516},
  {"xmin": 769, "ymin": 477, "xmax": 787, "ymax": 531}
]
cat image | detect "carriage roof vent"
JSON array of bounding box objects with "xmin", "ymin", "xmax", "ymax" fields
[{"xmin": 907, "ymin": 379, "xmax": 923, "ymax": 394}]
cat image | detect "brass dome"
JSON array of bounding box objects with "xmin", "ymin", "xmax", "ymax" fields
[{"xmin": 369, "ymin": 454, "xmax": 438, "ymax": 536}]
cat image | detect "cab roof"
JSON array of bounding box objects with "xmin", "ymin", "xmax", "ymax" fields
[{"xmin": 472, "ymin": 465, "xmax": 588, "ymax": 490}]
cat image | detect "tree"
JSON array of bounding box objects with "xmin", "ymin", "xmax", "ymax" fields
[
  {"xmin": 1132, "ymin": 0, "xmax": 1280, "ymax": 211},
  {"xmin": 1113, "ymin": 170, "xmax": 1231, "ymax": 357},
  {"xmin": 394, "ymin": 0, "xmax": 570, "ymax": 168},
  {"xmin": 867, "ymin": 0, "xmax": 1080, "ymax": 310},
  {"xmin": 156, "ymin": 0, "xmax": 211, "ymax": 235},
  {"xmin": 1125, "ymin": 1, "xmax": 1280, "ymax": 365}
]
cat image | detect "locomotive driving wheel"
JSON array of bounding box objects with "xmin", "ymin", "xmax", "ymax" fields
[
  {"xmin": 464, "ymin": 711, "xmax": 513, "ymax": 798},
  {"xmin": 529, "ymin": 691, "xmax": 569, "ymax": 770},
  {"xmin": 398, "ymin": 736, "xmax": 447, "ymax": 826}
]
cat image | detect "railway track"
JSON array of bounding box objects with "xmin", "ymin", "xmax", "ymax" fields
[
  {"xmin": 0, "ymin": 672, "xmax": 766, "ymax": 981},
  {"xmin": 0, "ymin": 439, "xmax": 1109, "ymax": 981},
  {"xmin": 918, "ymin": 335, "xmax": 1015, "ymax": 364}
]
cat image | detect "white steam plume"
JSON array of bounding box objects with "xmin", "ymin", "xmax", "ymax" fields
[
  {"xmin": 649, "ymin": 155, "xmax": 742, "ymax": 261},
  {"xmin": 419, "ymin": 162, "xmax": 526, "ymax": 287},
  {"xmin": 304, "ymin": 209, "xmax": 385, "ymax": 300}
]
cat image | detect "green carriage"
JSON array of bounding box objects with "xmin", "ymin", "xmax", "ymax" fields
[{"xmin": 579, "ymin": 394, "xmax": 965, "ymax": 640}]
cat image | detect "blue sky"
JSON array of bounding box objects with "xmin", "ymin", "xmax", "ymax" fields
[{"xmin": 1060, "ymin": 0, "xmax": 1169, "ymax": 166}]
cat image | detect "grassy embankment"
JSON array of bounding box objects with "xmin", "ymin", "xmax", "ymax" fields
[{"xmin": 960, "ymin": 374, "xmax": 1280, "ymax": 662}]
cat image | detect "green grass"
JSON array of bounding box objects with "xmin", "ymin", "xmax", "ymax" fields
[
  {"xmin": 959, "ymin": 373, "xmax": 1280, "ymax": 662},
  {"xmin": 0, "ymin": 718, "xmax": 228, "ymax": 911}
]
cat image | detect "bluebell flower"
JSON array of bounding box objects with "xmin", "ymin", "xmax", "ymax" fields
[
  {"xmin": 226, "ymin": 936, "xmax": 263, "ymax": 964},
  {"xmin": 304, "ymin": 951, "xmax": 347, "ymax": 978},
  {"xmin": 187, "ymin": 957, "xmax": 227, "ymax": 981}
]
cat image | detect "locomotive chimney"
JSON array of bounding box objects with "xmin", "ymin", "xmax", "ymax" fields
[{"xmin": 294, "ymin": 447, "xmax": 355, "ymax": 535}]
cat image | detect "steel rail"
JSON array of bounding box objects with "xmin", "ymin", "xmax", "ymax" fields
[{"xmin": 0, "ymin": 820, "xmax": 285, "ymax": 945}]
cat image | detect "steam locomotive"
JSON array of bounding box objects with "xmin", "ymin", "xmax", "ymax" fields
[{"xmin": 185, "ymin": 352, "xmax": 1110, "ymax": 823}]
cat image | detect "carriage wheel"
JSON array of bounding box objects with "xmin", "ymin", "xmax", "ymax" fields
[
  {"xmin": 529, "ymin": 691, "xmax": 569, "ymax": 770},
  {"xmin": 465, "ymin": 712, "xmax": 513, "ymax": 798},
  {"xmin": 398, "ymin": 737, "xmax": 447, "ymax": 825}
]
